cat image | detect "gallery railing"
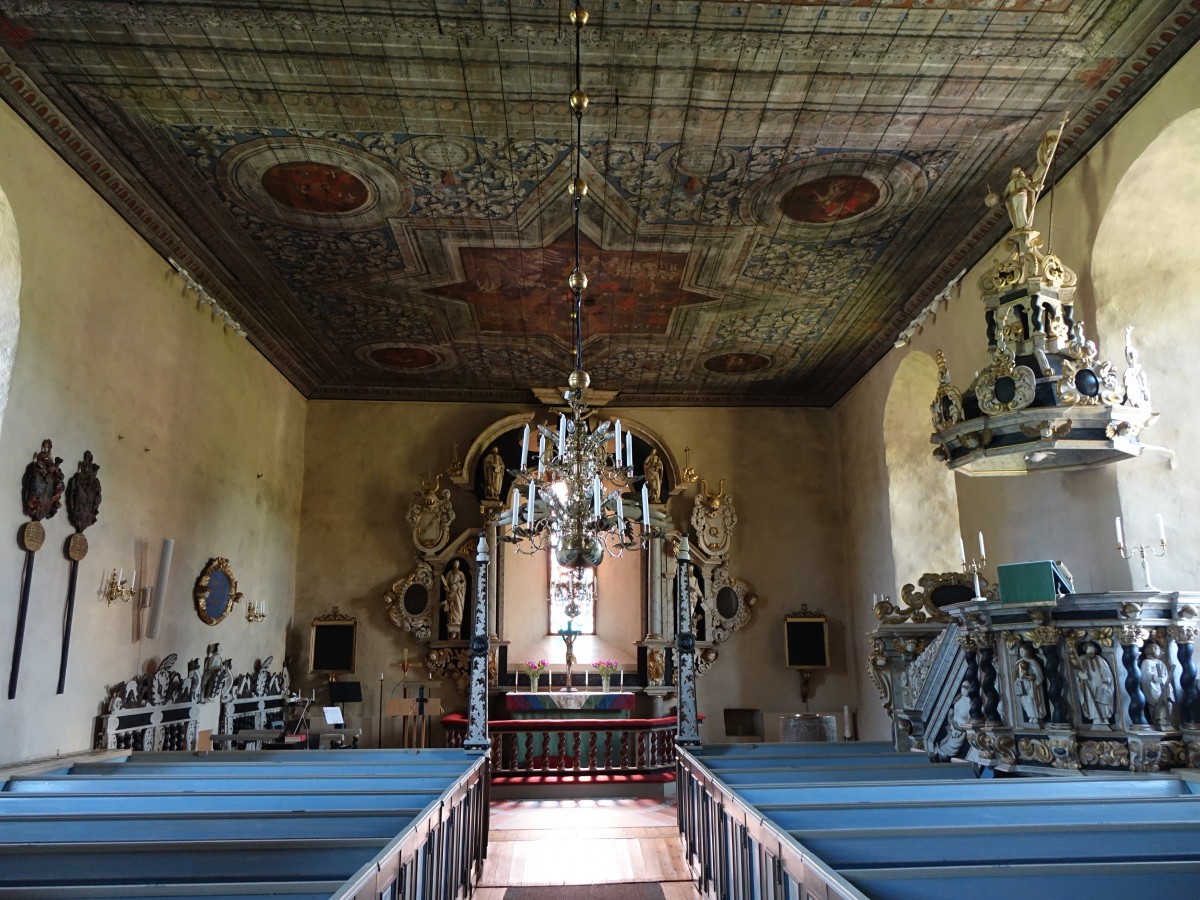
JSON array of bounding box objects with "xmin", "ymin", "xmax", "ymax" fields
[{"xmin": 442, "ymin": 712, "xmax": 678, "ymax": 777}]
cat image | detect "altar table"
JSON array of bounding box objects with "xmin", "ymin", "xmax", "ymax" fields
[{"xmin": 504, "ymin": 691, "xmax": 634, "ymax": 719}]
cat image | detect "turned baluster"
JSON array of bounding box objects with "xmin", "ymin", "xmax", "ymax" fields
[{"xmin": 1120, "ymin": 639, "xmax": 1147, "ymax": 727}]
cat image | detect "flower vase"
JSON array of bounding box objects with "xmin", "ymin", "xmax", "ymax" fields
[{"xmin": 600, "ymin": 675, "xmax": 610, "ymax": 693}]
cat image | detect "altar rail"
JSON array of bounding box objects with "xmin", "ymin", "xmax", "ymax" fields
[
  {"xmin": 677, "ymin": 742, "xmax": 1200, "ymax": 900},
  {"xmin": 0, "ymin": 747, "xmax": 488, "ymax": 899},
  {"xmin": 443, "ymin": 713, "xmax": 677, "ymax": 779}
]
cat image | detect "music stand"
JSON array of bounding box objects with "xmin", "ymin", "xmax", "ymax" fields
[{"xmin": 327, "ymin": 680, "xmax": 362, "ymax": 727}]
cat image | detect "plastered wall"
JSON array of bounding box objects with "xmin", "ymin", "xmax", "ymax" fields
[
  {"xmin": 0, "ymin": 100, "xmax": 306, "ymax": 765},
  {"xmin": 837, "ymin": 41, "xmax": 1200, "ymax": 741},
  {"xmin": 296, "ymin": 401, "xmax": 858, "ymax": 744}
]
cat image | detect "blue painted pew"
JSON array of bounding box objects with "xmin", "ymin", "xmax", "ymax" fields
[
  {"xmin": 677, "ymin": 744, "xmax": 1200, "ymax": 900},
  {"xmin": 0, "ymin": 747, "xmax": 489, "ymax": 899}
]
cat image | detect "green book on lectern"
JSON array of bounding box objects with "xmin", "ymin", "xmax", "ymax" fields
[{"xmin": 997, "ymin": 561, "xmax": 1073, "ymax": 604}]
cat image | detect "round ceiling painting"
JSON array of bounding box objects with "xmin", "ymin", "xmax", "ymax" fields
[
  {"xmin": 369, "ymin": 347, "xmax": 440, "ymax": 370},
  {"xmin": 780, "ymin": 175, "xmax": 880, "ymax": 225},
  {"xmin": 703, "ymin": 352, "xmax": 772, "ymax": 375},
  {"xmin": 744, "ymin": 151, "xmax": 928, "ymax": 240},
  {"xmin": 217, "ymin": 136, "xmax": 411, "ymax": 229},
  {"xmin": 261, "ymin": 162, "xmax": 369, "ymax": 214}
]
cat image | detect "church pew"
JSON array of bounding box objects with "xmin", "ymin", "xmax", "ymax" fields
[
  {"xmin": 0, "ymin": 840, "xmax": 388, "ymax": 886},
  {"xmin": 713, "ymin": 764, "xmax": 977, "ymax": 786},
  {"xmin": 0, "ymin": 810, "xmax": 427, "ymax": 842},
  {"xmin": 2, "ymin": 772, "xmax": 465, "ymax": 793},
  {"xmin": 844, "ymin": 860, "xmax": 1200, "ymax": 900},
  {"xmin": 793, "ymin": 820, "xmax": 1200, "ymax": 868},
  {"xmin": 678, "ymin": 744, "xmax": 1200, "ymax": 900},
  {"xmin": 766, "ymin": 796, "xmax": 1200, "ymax": 831},
  {"xmin": 699, "ymin": 753, "xmax": 966, "ymax": 770},
  {"xmin": 735, "ymin": 772, "xmax": 1186, "ymax": 806},
  {"xmin": 0, "ymin": 748, "xmax": 489, "ymax": 900},
  {"xmin": 0, "ymin": 791, "xmax": 445, "ymax": 814}
]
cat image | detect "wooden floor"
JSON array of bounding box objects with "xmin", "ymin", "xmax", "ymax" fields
[{"xmin": 476, "ymin": 797, "xmax": 701, "ymax": 899}]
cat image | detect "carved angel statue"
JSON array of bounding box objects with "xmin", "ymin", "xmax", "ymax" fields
[
  {"xmin": 482, "ymin": 446, "xmax": 505, "ymax": 500},
  {"xmin": 987, "ymin": 112, "xmax": 1068, "ymax": 233},
  {"xmin": 1139, "ymin": 641, "xmax": 1174, "ymax": 729},
  {"xmin": 441, "ymin": 560, "xmax": 467, "ymax": 639},
  {"xmin": 1122, "ymin": 325, "xmax": 1152, "ymax": 409},
  {"xmin": 1073, "ymin": 641, "xmax": 1115, "ymax": 725},
  {"xmin": 643, "ymin": 449, "xmax": 664, "ymax": 503}
]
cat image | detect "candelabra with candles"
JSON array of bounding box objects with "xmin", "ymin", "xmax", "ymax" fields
[
  {"xmin": 1115, "ymin": 514, "xmax": 1167, "ymax": 590},
  {"xmin": 103, "ymin": 568, "xmax": 136, "ymax": 606},
  {"xmin": 245, "ymin": 597, "xmax": 268, "ymax": 623},
  {"xmin": 958, "ymin": 532, "xmax": 987, "ymax": 600},
  {"xmin": 501, "ymin": 1, "xmax": 662, "ymax": 569}
]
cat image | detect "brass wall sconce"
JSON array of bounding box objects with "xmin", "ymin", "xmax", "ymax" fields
[
  {"xmin": 104, "ymin": 569, "xmax": 136, "ymax": 606},
  {"xmin": 245, "ymin": 598, "xmax": 268, "ymax": 623}
]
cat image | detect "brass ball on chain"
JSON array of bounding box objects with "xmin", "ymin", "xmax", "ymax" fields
[
  {"xmin": 569, "ymin": 177, "xmax": 588, "ymax": 198},
  {"xmin": 568, "ymin": 269, "xmax": 588, "ymax": 292},
  {"xmin": 569, "ymin": 89, "xmax": 589, "ymax": 113},
  {"xmin": 568, "ymin": 369, "xmax": 591, "ymax": 391},
  {"xmin": 570, "ymin": 5, "xmax": 589, "ymax": 26}
]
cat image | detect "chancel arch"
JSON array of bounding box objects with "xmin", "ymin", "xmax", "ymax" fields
[
  {"xmin": 0, "ymin": 180, "xmax": 20, "ymax": 444},
  {"xmin": 883, "ymin": 351, "xmax": 963, "ymax": 582}
]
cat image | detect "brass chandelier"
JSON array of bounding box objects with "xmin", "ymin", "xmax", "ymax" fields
[{"xmin": 503, "ymin": 3, "xmax": 658, "ymax": 568}]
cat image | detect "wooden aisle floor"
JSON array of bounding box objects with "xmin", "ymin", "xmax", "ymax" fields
[{"xmin": 475, "ymin": 797, "xmax": 702, "ymax": 900}]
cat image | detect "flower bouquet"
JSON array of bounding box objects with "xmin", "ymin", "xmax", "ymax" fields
[
  {"xmin": 592, "ymin": 658, "xmax": 619, "ymax": 691},
  {"xmin": 523, "ymin": 658, "xmax": 548, "ymax": 691}
]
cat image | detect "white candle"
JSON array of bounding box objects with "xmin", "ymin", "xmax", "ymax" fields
[
  {"xmin": 978, "ymin": 531, "xmax": 986, "ymax": 559},
  {"xmin": 520, "ymin": 424, "xmax": 530, "ymax": 470},
  {"xmin": 625, "ymin": 432, "xmax": 633, "ymax": 468},
  {"xmin": 526, "ymin": 478, "xmax": 536, "ymax": 523},
  {"xmin": 130, "ymin": 569, "xmax": 136, "ymax": 588},
  {"xmin": 642, "ymin": 483, "xmax": 651, "ymax": 528},
  {"xmin": 1158, "ymin": 513, "xmax": 1166, "ymax": 544},
  {"xmin": 537, "ymin": 434, "xmax": 546, "ymax": 475},
  {"xmin": 957, "ymin": 537, "xmax": 966, "ymax": 564},
  {"xmin": 872, "ymin": 592, "xmax": 878, "ymax": 606},
  {"xmin": 1115, "ymin": 516, "xmax": 1125, "ymax": 548},
  {"xmin": 510, "ymin": 487, "xmax": 519, "ymax": 525},
  {"xmin": 614, "ymin": 419, "xmax": 623, "ymax": 466},
  {"xmin": 558, "ymin": 416, "xmax": 566, "ymax": 456},
  {"xmin": 593, "ymin": 475, "xmax": 602, "ymax": 520},
  {"xmin": 843, "ymin": 705, "xmax": 851, "ymax": 740}
]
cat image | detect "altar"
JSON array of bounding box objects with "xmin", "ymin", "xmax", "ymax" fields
[{"xmin": 504, "ymin": 691, "xmax": 635, "ymax": 719}]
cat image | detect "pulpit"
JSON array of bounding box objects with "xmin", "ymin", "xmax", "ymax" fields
[{"xmin": 504, "ymin": 691, "xmax": 635, "ymax": 719}]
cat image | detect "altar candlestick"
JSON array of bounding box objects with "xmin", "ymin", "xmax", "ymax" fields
[
  {"xmin": 1158, "ymin": 513, "xmax": 1166, "ymax": 544},
  {"xmin": 843, "ymin": 705, "xmax": 852, "ymax": 740},
  {"xmin": 978, "ymin": 532, "xmax": 985, "ymax": 559},
  {"xmin": 520, "ymin": 424, "xmax": 530, "ymax": 470},
  {"xmin": 957, "ymin": 538, "xmax": 966, "ymax": 564},
  {"xmin": 1116, "ymin": 516, "xmax": 1125, "ymax": 548}
]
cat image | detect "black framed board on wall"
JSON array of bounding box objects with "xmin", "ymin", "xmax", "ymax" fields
[{"xmin": 310, "ymin": 608, "xmax": 357, "ymax": 674}]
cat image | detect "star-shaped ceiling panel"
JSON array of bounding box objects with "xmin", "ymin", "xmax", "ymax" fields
[{"xmin": 0, "ymin": 0, "xmax": 1195, "ymax": 405}]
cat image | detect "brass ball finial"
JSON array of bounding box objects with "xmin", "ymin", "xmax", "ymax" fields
[
  {"xmin": 569, "ymin": 89, "xmax": 589, "ymax": 113},
  {"xmin": 568, "ymin": 269, "xmax": 588, "ymax": 292},
  {"xmin": 569, "ymin": 177, "xmax": 588, "ymax": 198},
  {"xmin": 570, "ymin": 5, "xmax": 589, "ymax": 26},
  {"xmin": 568, "ymin": 369, "xmax": 591, "ymax": 391}
]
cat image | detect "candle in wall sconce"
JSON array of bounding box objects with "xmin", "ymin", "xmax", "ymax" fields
[
  {"xmin": 1115, "ymin": 516, "xmax": 1125, "ymax": 548},
  {"xmin": 1158, "ymin": 513, "xmax": 1167, "ymax": 545}
]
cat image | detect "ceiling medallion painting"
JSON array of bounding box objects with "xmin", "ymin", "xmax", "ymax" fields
[
  {"xmin": 217, "ymin": 137, "xmax": 411, "ymax": 230},
  {"xmin": 0, "ymin": 1, "xmax": 1195, "ymax": 405},
  {"xmin": 743, "ymin": 151, "xmax": 929, "ymax": 242}
]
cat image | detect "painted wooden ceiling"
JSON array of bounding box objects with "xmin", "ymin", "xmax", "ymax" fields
[{"xmin": 0, "ymin": 1, "xmax": 1196, "ymax": 406}]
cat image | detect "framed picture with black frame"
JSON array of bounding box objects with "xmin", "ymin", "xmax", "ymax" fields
[
  {"xmin": 311, "ymin": 607, "xmax": 357, "ymax": 675},
  {"xmin": 783, "ymin": 606, "xmax": 829, "ymax": 671}
]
